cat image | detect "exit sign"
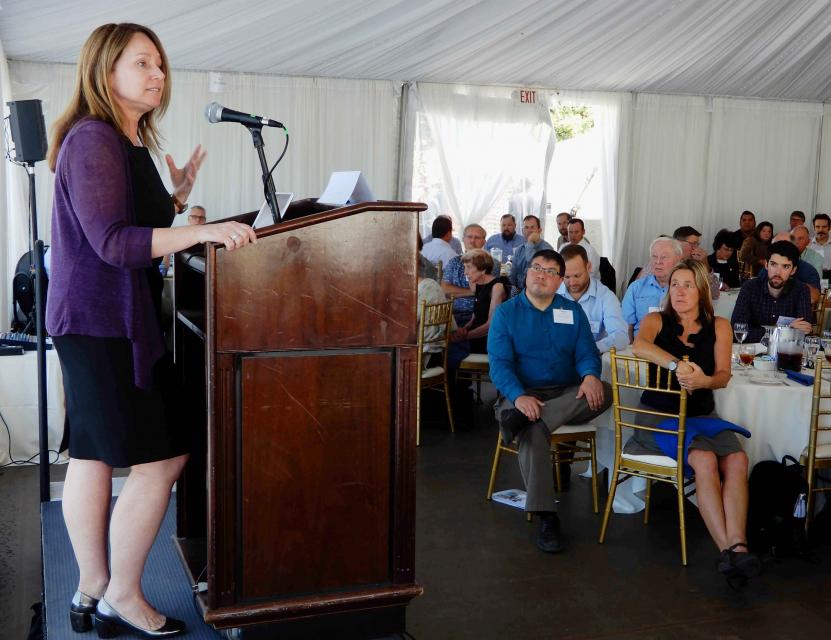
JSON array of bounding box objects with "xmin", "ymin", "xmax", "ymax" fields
[{"xmin": 519, "ymin": 89, "xmax": 537, "ymax": 104}]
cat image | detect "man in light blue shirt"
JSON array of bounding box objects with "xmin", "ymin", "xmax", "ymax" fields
[
  {"xmin": 558, "ymin": 244, "xmax": 628, "ymax": 353},
  {"xmin": 510, "ymin": 214, "xmax": 553, "ymax": 288},
  {"xmin": 621, "ymin": 237, "xmax": 682, "ymax": 340},
  {"xmin": 485, "ymin": 213, "xmax": 525, "ymax": 260}
]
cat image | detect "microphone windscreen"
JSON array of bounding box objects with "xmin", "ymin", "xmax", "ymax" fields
[{"xmin": 205, "ymin": 102, "xmax": 223, "ymax": 123}]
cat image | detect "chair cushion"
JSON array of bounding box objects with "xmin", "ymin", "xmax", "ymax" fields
[
  {"xmin": 421, "ymin": 367, "xmax": 445, "ymax": 379},
  {"xmin": 461, "ymin": 353, "xmax": 489, "ymax": 364},
  {"xmin": 801, "ymin": 443, "xmax": 831, "ymax": 460},
  {"xmin": 621, "ymin": 452, "xmax": 678, "ymax": 468},
  {"xmin": 552, "ymin": 424, "xmax": 597, "ymax": 435}
]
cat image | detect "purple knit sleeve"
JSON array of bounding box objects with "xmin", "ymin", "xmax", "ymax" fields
[{"xmin": 62, "ymin": 122, "xmax": 153, "ymax": 269}]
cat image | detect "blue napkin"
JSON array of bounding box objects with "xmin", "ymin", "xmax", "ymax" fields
[
  {"xmin": 653, "ymin": 417, "xmax": 751, "ymax": 477},
  {"xmin": 784, "ymin": 369, "xmax": 813, "ymax": 386}
]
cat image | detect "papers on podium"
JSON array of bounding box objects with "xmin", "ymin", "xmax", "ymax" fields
[
  {"xmin": 252, "ymin": 192, "xmax": 294, "ymax": 229},
  {"xmin": 317, "ymin": 171, "xmax": 376, "ymax": 206}
]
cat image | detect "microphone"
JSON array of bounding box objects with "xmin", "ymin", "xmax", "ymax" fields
[{"xmin": 204, "ymin": 101, "xmax": 284, "ymax": 129}]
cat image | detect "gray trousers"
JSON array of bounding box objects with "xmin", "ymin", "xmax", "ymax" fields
[{"xmin": 495, "ymin": 383, "xmax": 612, "ymax": 513}]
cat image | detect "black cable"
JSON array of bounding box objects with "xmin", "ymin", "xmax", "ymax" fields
[
  {"xmin": 0, "ymin": 405, "xmax": 60, "ymax": 468},
  {"xmin": 265, "ymin": 129, "xmax": 289, "ymax": 182}
]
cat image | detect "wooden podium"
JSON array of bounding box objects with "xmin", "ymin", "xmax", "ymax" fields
[{"xmin": 173, "ymin": 200, "xmax": 425, "ymax": 635}]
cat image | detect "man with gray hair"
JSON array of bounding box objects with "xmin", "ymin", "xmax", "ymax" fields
[
  {"xmin": 442, "ymin": 223, "xmax": 501, "ymax": 325},
  {"xmin": 621, "ymin": 237, "xmax": 682, "ymax": 340}
]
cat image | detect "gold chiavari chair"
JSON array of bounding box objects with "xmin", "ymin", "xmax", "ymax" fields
[
  {"xmin": 801, "ymin": 356, "xmax": 831, "ymax": 530},
  {"xmin": 812, "ymin": 288, "xmax": 831, "ymax": 335},
  {"xmin": 456, "ymin": 353, "xmax": 490, "ymax": 406},
  {"xmin": 598, "ymin": 348, "xmax": 694, "ymax": 565},
  {"xmin": 416, "ymin": 300, "xmax": 455, "ymax": 446},
  {"xmin": 486, "ymin": 423, "xmax": 599, "ymax": 515},
  {"xmin": 436, "ymin": 260, "xmax": 443, "ymax": 283}
]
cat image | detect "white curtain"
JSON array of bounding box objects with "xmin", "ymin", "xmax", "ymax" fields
[
  {"xmin": 8, "ymin": 61, "xmax": 401, "ymax": 228},
  {"xmin": 409, "ymin": 82, "xmax": 554, "ymax": 236},
  {"xmin": 816, "ymin": 103, "xmax": 831, "ymax": 214}
]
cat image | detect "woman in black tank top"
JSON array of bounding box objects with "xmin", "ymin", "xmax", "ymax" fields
[
  {"xmin": 631, "ymin": 259, "xmax": 760, "ymax": 581},
  {"xmin": 450, "ymin": 249, "xmax": 508, "ymax": 353}
]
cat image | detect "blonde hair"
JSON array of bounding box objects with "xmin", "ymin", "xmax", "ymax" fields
[
  {"xmin": 662, "ymin": 259, "xmax": 714, "ymax": 323},
  {"xmin": 461, "ymin": 248, "xmax": 494, "ymax": 273},
  {"xmin": 47, "ymin": 23, "xmax": 170, "ymax": 171}
]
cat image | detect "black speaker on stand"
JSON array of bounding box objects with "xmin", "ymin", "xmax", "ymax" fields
[{"xmin": 6, "ymin": 99, "xmax": 50, "ymax": 502}]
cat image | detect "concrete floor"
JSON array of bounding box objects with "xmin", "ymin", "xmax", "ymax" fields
[{"xmin": 3, "ymin": 385, "xmax": 831, "ymax": 639}]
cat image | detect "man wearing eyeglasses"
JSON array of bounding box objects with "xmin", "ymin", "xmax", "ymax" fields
[
  {"xmin": 673, "ymin": 226, "xmax": 707, "ymax": 263},
  {"xmin": 488, "ymin": 249, "xmax": 611, "ymax": 554}
]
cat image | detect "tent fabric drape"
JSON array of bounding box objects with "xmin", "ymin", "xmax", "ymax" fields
[{"xmin": 410, "ymin": 82, "xmax": 555, "ymax": 236}]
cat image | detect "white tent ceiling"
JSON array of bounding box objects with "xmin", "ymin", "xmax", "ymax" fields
[{"xmin": 3, "ymin": 0, "xmax": 831, "ymax": 101}]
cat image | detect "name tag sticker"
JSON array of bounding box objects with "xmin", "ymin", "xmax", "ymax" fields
[
  {"xmin": 553, "ymin": 309, "xmax": 574, "ymax": 325},
  {"xmin": 648, "ymin": 306, "xmax": 662, "ymax": 314},
  {"xmin": 589, "ymin": 320, "xmax": 601, "ymax": 334}
]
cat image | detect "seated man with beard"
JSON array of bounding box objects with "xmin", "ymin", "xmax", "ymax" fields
[
  {"xmin": 485, "ymin": 213, "xmax": 525, "ymax": 260},
  {"xmin": 731, "ymin": 240, "xmax": 813, "ymax": 343}
]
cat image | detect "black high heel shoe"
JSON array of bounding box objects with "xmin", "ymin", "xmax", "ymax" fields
[
  {"xmin": 70, "ymin": 591, "xmax": 99, "ymax": 632},
  {"xmin": 94, "ymin": 599, "xmax": 186, "ymax": 638}
]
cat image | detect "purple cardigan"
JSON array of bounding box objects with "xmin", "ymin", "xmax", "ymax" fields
[{"xmin": 46, "ymin": 118, "xmax": 163, "ymax": 390}]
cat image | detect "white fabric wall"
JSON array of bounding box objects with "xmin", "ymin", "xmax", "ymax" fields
[{"xmin": 619, "ymin": 93, "xmax": 824, "ymax": 290}]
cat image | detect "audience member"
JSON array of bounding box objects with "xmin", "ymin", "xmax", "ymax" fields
[
  {"xmin": 707, "ymin": 229, "xmax": 740, "ymax": 288},
  {"xmin": 565, "ymin": 218, "xmax": 601, "ymax": 279},
  {"xmin": 442, "ymin": 224, "xmax": 500, "ymax": 325},
  {"xmin": 488, "ymin": 249, "xmax": 611, "ymax": 553},
  {"xmin": 187, "ymin": 205, "xmax": 207, "ymax": 225},
  {"xmin": 417, "ymin": 233, "xmax": 438, "ymax": 282},
  {"xmin": 789, "ymin": 210, "xmax": 806, "ymax": 230},
  {"xmin": 737, "ymin": 221, "xmax": 773, "ymax": 276},
  {"xmin": 673, "ymin": 226, "xmax": 707, "ymax": 262},
  {"xmin": 558, "ymin": 244, "xmax": 628, "ymax": 353},
  {"xmin": 423, "ymin": 214, "xmax": 463, "ymax": 254},
  {"xmin": 810, "ymin": 213, "xmax": 831, "ymax": 278},
  {"xmin": 791, "ymin": 225, "xmax": 824, "ymax": 274},
  {"xmin": 485, "ymin": 213, "xmax": 525, "ymax": 260},
  {"xmin": 628, "ymin": 259, "xmax": 760, "ymax": 581},
  {"xmin": 422, "ymin": 216, "xmax": 459, "ymax": 267},
  {"xmin": 731, "ymin": 240, "xmax": 813, "ymax": 342},
  {"xmin": 759, "ymin": 231, "xmax": 821, "ymax": 303},
  {"xmin": 451, "ymin": 249, "xmax": 509, "ymax": 353},
  {"xmin": 555, "ymin": 211, "xmax": 571, "ymax": 249},
  {"xmin": 622, "ymin": 237, "xmax": 683, "ymax": 340},
  {"xmin": 510, "ymin": 215, "xmax": 554, "ymax": 288},
  {"xmin": 417, "ymin": 258, "xmax": 451, "ymax": 368},
  {"xmin": 731, "ymin": 210, "xmax": 756, "ymax": 249}
]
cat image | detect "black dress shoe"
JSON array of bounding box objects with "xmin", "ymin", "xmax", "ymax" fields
[
  {"xmin": 94, "ymin": 599, "xmax": 186, "ymax": 638},
  {"xmin": 70, "ymin": 591, "xmax": 99, "ymax": 633},
  {"xmin": 536, "ymin": 512, "xmax": 565, "ymax": 554},
  {"xmin": 500, "ymin": 408, "xmax": 531, "ymax": 444}
]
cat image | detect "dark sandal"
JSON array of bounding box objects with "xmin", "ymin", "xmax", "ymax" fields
[{"xmin": 726, "ymin": 542, "xmax": 762, "ymax": 578}]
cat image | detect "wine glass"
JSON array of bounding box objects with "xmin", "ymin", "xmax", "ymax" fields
[
  {"xmin": 822, "ymin": 331, "xmax": 831, "ymax": 366},
  {"xmin": 733, "ymin": 322, "xmax": 748, "ymax": 345},
  {"xmin": 738, "ymin": 344, "xmax": 756, "ymax": 376}
]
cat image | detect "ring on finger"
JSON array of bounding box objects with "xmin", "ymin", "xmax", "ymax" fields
[{"xmin": 231, "ymin": 233, "xmax": 240, "ymax": 241}]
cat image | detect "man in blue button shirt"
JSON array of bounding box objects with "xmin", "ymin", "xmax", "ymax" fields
[
  {"xmin": 510, "ymin": 215, "xmax": 554, "ymax": 289},
  {"xmin": 621, "ymin": 237, "xmax": 682, "ymax": 341},
  {"xmin": 489, "ymin": 249, "xmax": 611, "ymax": 553},
  {"xmin": 485, "ymin": 213, "xmax": 525, "ymax": 260}
]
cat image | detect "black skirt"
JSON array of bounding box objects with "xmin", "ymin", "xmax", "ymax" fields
[{"xmin": 54, "ymin": 334, "xmax": 189, "ymax": 467}]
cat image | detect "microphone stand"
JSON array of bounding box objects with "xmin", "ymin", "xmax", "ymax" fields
[
  {"xmin": 25, "ymin": 163, "xmax": 50, "ymax": 502},
  {"xmin": 247, "ymin": 126, "xmax": 279, "ymax": 224}
]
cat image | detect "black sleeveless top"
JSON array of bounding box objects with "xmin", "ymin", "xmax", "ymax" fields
[
  {"xmin": 126, "ymin": 144, "xmax": 175, "ymax": 327},
  {"xmin": 641, "ymin": 312, "xmax": 717, "ymax": 416},
  {"xmin": 469, "ymin": 276, "xmax": 510, "ymax": 353}
]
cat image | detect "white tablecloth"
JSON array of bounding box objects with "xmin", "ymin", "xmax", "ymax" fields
[
  {"xmin": 0, "ymin": 350, "xmax": 67, "ymax": 465},
  {"xmin": 595, "ymin": 349, "xmax": 822, "ymax": 513}
]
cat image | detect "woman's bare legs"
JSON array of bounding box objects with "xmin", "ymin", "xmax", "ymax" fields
[
  {"xmin": 62, "ymin": 458, "xmax": 113, "ymax": 598},
  {"xmin": 719, "ymin": 451, "xmax": 750, "ymax": 549},
  {"xmin": 687, "ymin": 449, "xmax": 729, "ymax": 550},
  {"xmin": 102, "ymin": 454, "xmax": 188, "ymax": 630}
]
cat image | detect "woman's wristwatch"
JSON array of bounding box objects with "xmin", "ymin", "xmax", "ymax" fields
[
  {"xmin": 171, "ymin": 193, "xmax": 188, "ymax": 214},
  {"xmin": 667, "ymin": 359, "xmax": 679, "ymax": 372}
]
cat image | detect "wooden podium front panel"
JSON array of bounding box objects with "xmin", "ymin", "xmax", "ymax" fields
[
  {"xmin": 239, "ymin": 350, "xmax": 393, "ymax": 600},
  {"xmin": 214, "ymin": 209, "xmax": 417, "ymax": 353}
]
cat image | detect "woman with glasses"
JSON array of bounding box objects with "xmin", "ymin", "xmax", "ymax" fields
[{"xmin": 626, "ymin": 259, "xmax": 760, "ymax": 581}]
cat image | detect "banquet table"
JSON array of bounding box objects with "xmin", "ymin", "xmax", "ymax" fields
[
  {"xmin": 594, "ymin": 348, "xmax": 823, "ymax": 513},
  {"xmin": 0, "ymin": 349, "xmax": 66, "ymax": 466}
]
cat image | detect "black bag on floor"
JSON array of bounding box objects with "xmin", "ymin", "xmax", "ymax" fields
[
  {"xmin": 27, "ymin": 602, "xmax": 43, "ymax": 640},
  {"xmin": 747, "ymin": 456, "xmax": 809, "ymax": 558}
]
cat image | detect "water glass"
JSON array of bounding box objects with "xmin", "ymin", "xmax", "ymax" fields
[
  {"xmin": 490, "ymin": 247, "xmax": 503, "ymax": 263},
  {"xmin": 733, "ymin": 322, "xmax": 748, "ymax": 345}
]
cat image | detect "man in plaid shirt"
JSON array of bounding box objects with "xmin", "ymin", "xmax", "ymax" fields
[{"xmin": 731, "ymin": 240, "xmax": 813, "ymax": 343}]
